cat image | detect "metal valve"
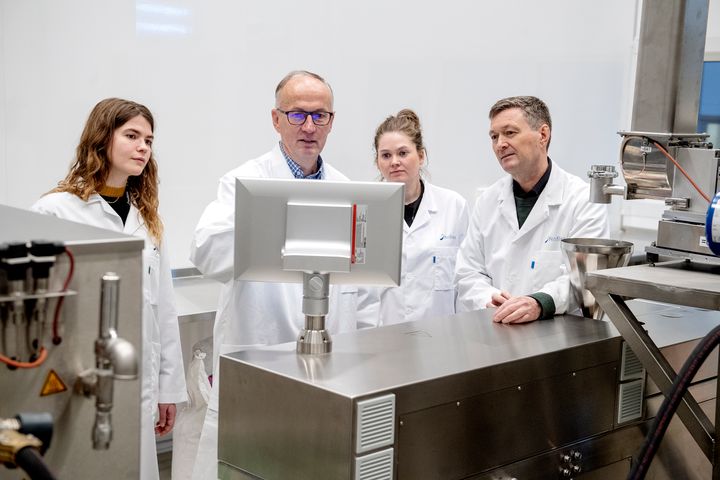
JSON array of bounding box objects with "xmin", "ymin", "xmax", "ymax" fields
[
  {"xmin": 76, "ymin": 273, "xmax": 138, "ymax": 450},
  {"xmin": 588, "ymin": 165, "xmax": 625, "ymax": 204}
]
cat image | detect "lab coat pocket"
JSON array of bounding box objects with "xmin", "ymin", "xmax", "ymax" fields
[
  {"xmin": 530, "ymin": 250, "xmax": 563, "ymax": 290},
  {"xmin": 332, "ymin": 285, "xmax": 359, "ymax": 333},
  {"xmin": 143, "ymin": 249, "xmax": 161, "ymax": 305},
  {"xmin": 433, "ymin": 246, "xmax": 459, "ymax": 291}
]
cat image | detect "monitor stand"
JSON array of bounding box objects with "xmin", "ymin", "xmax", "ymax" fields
[{"xmin": 297, "ymin": 272, "xmax": 332, "ymax": 354}]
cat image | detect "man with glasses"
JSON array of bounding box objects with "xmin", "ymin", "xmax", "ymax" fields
[
  {"xmin": 454, "ymin": 96, "xmax": 608, "ymax": 324},
  {"xmin": 188, "ymin": 70, "xmax": 358, "ymax": 479}
]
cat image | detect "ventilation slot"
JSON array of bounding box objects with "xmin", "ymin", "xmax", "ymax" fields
[
  {"xmin": 620, "ymin": 342, "xmax": 645, "ymax": 381},
  {"xmin": 618, "ymin": 378, "xmax": 644, "ymax": 424},
  {"xmin": 356, "ymin": 394, "xmax": 395, "ymax": 454},
  {"xmin": 355, "ymin": 447, "xmax": 393, "ymax": 480}
]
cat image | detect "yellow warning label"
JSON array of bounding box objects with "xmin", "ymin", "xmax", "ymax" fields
[{"xmin": 40, "ymin": 369, "xmax": 68, "ymax": 396}]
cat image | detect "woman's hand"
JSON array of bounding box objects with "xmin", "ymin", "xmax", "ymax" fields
[{"xmin": 155, "ymin": 403, "xmax": 177, "ymax": 436}]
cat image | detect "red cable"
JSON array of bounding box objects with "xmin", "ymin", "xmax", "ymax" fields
[
  {"xmin": 0, "ymin": 346, "xmax": 48, "ymax": 368},
  {"xmin": 51, "ymin": 248, "xmax": 75, "ymax": 343},
  {"xmin": 652, "ymin": 141, "xmax": 712, "ymax": 203}
]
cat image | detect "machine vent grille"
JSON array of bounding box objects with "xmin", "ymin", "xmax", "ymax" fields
[
  {"xmin": 618, "ymin": 378, "xmax": 644, "ymax": 424},
  {"xmin": 354, "ymin": 447, "xmax": 394, "ymax": 480},
  {"xmin": 356, "ymin": 394, "xmax": 395, "ymax": 454},
  {"xmin": 620, "ymin": 342, "xmax": 645, "ymax": 381}
]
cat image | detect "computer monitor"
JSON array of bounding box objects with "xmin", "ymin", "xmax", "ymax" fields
[
  {"xmin": 233, "ymin": 177, "xmax": 404, "ymax": 354},
  {"xmin": 234, "ymin": 177, "xmax": 403, "ymax": 285}
]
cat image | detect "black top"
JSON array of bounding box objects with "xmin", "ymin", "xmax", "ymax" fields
[
  {"xmin": 404, "ymin": 180, "xmax": 425, "ymax": 227},
  {"xmin": 101, "ymin": 193, "xmax": 130, "ymax": 225},
  {"xmin": 512, "ymin": 158, "xmax": 552, "ymax": 229},
  {"xmin": 510, "ymin": 158, "xmax": 555, "ymax": 320}
]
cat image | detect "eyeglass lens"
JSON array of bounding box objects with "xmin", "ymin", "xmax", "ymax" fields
[{"xmin": 286, "ymin": 111, "xmax": 331, "ymax": 125}]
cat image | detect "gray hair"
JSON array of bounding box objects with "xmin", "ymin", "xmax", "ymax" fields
[{"xmin": 274, "ymin": 70, "xmax": 334, "ymax": 107}]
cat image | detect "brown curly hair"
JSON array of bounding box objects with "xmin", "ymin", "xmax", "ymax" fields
[{"xmin": 51, "ymin": 98, "xmax": 164, "ymax": 245}]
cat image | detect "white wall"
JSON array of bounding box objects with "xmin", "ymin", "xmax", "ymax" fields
[
  {"xmin": 708, "ymin": 0, "xmax": 720, "ymax": 58},
  {"xmin": 0, "ymin": 0, "xmax": 649, "ymax": 267}
]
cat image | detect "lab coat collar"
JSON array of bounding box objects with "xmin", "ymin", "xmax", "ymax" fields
[
  {"xmin": 88, "ymin": 192, "xmax": 145, "ymax": 236},
  {"xmin": 268, "ymin": 144, "xmax": 319, "ymax": 179},
  {"xmin": 497, "ymin": 177, "xmax": 519, "ymax": 231},
  {"xmin": 404, "ymin": 182, "xmax": 436, "ymax": 233},
  {"xmin": 499, "ymin": 164, "xmax": 565, "ymax": 241},
  {"xmin": 124, "ymin": 205, "xmax": 145, "ymax": 236},
  {"xmin": 268, "ymin": 144, "xmax": 296, "ymax": 179}
]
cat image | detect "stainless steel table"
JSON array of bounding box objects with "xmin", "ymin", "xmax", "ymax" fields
[{"xmin": 586, "ymin": 260, "xmax": 720, "ymax": 478}]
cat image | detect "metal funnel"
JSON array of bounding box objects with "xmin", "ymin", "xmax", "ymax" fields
[{"xmin": 561, "ymin": 238, "xmax": 633, "ymax": 319}]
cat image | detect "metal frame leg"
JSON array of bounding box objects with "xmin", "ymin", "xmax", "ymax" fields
[{"xmin": 595, "ymin": 293, "xmax": 716, "ymax": 463}]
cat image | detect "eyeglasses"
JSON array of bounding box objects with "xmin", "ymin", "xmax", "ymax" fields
[{"xmin": 276, "ymin": 109, "xmax": 334, "ymax": 126}]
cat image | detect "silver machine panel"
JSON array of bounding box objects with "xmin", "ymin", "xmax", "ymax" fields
[
  {"xmin": 587, "ymin": 0, "xmax": 720, "ymax": 261},
  {"xmin": 583, "ymin": 4, "xmax": 720, "ymax": 473},
  {"xmin": 0, "ymin": 204, "xmax": 144, "ymax": 478},
  {"xmin": 217, "ymin": 304, "xmax": 720, "ymax": 479}
]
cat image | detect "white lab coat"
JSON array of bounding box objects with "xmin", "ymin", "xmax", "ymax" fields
[
  {"xmin": 454, "ymin": 163, "xmax": 609, "ymax": 315},
  {"xmin": 189, "ymin": 145, "xmax": 359, "ymax": 479},
  {"xmin": 361, "ymin": 182, "xmax": 469, "ymax": 327},
  {"xmin": 31, "ymin": 192, "xmax": 187, "ymax": 480}
]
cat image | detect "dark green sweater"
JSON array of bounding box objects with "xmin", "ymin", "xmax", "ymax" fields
[{"xmin": 513, "ymin": 160, "xmax": 555, "ymax": 319}]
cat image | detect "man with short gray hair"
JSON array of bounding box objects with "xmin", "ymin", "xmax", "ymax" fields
[
  {"xmin": 455, "ymin": 95, "xmax": 608, "ymax": 323},
  {"xmin": 189, "ymin": 70, "xmax": 358, "ymax": 479}
]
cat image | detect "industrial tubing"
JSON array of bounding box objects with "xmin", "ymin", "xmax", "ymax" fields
[
  {"xmin": 628, "ymin": 323, "xmax": 720, "ymax": 479},
  {"xmin": 13, "ymin": 447, "xmax": 57, "ymax": 480}
]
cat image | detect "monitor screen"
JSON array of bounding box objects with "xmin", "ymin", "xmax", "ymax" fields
[{"xmin": 234, "ymin": 178, "xmax": 404, "ymax": 286}]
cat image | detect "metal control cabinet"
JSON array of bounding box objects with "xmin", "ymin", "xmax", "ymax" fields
[{"xmin": 0, "ymin": 205, "xmax": 144, "ymax": 479}]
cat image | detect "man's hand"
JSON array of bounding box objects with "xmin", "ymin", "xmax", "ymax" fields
[
  {"xmin": 486, "ymin": 291, "xmax": 511, "ymax": 308},
  {"xmin": 155, "ymin": 403, "xmax": 177, "ymax": 436},
  {"xmin": 491, "ymin": 295, "xmax": 541, "ymax": 324}
]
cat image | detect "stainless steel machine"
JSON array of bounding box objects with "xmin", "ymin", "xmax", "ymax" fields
[
  {"xmin": 0, "ymin": 204, "xmax": 143, "ymax": 478},
  {"xmin": 583, "ymin": 0, "xmax": 720, "ymax": 477},
  {"xmin": 218, "ymin": 304, "xmax": 720, "ymax": 479},
  {"xmin": 588, "ymin": 0, "xmax": 720, "ymax": 264}
]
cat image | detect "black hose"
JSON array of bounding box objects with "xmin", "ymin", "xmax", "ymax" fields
[
  {"xmin": 13, "ymin": 447, "xmax": 57, "ymax": 480},
  {"xmin": 628, "ymin": 323, "xmax": 720, "ymax": 479}
]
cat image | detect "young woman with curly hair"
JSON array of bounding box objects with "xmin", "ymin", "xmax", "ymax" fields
[{"xmin": 32, "ymin": 97, "xmax": 186, "ymax": 480}]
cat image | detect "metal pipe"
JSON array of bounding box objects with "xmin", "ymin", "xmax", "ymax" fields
[
  {"xmin": 631, "ymin": 0, "xmax": 709, "ymax": 134},
  {"xmin": 78, "ymin": 272, "xmax": 138, "ymax": 450},
  {"xmin": 98, "ymin": 273, "xmax": 120, "ymax": 342},
  {"xmin": 297, "ymin": 272, "xmax": 332, "ymax": 354}
]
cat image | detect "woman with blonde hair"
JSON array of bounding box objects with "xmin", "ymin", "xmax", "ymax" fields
[
  {"xmin": 32, "ymin": 97, "xmax": 186, "ymax": 480},
  {"xmin": 367, "ymin": 108, "xmax": 469, "ymax": 326}
]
